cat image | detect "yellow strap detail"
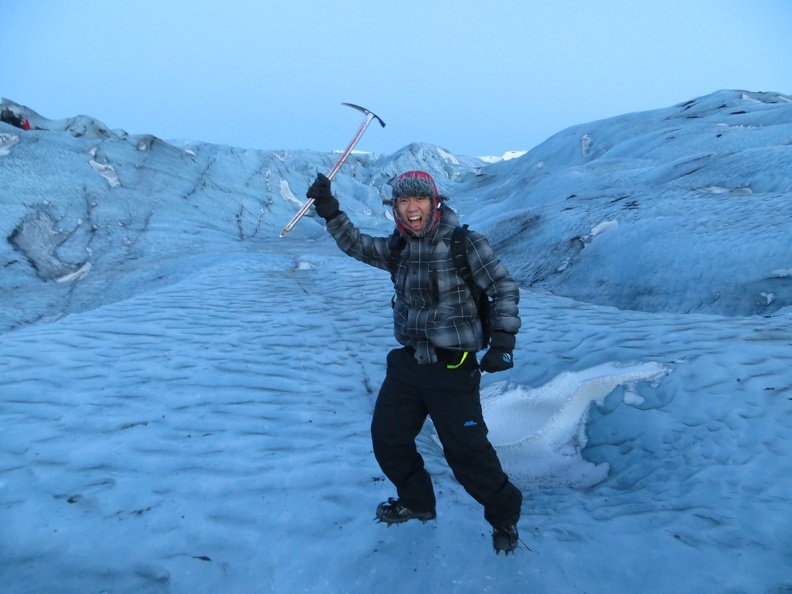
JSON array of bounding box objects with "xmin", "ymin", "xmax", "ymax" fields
[{"xmin": 446, "ymin": 351, "xmax": 469, "ymax": 369}]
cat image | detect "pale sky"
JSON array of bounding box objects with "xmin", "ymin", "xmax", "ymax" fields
[{"xmin": 2, "ymin": 0, "xmax": 791, "ymax": 156}]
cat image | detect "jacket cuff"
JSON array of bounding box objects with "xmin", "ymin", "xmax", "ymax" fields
[
  {"xmin": 489, "ymin": 331, "xmax": 516, "ymax": 351},
  {"xmin": 322, "ymin": 209, "xmax": 341, "ymax": 222}
]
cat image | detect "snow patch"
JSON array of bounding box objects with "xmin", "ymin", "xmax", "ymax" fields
[
  {"xmin": 55, "ymin": 261, "xmax": 92, "ymax": 283},
  {"xmin": 0, "ymin": 133, "xmax": 19, "ymax": 156},
  {"xmin": 481, "ymin": 361, "xmax": 670, "ymax": 489},
  {"xmin": 280, "ymin": 179, "xmax": 301, "ymax": 206},
  {"xmin": 695, "ymin": 185, "xmax": 753, "ymax": 195},
  {"xmin": 478, "ymin": 150, "xmax": 527, "ymax": 164},
  {"xmin": 622, "ymin": 382, "xmax": 644, "ymax": 405},
  {"xmin": 590, "ymin": 220, "xmax": 619, "ymax": 238},
  {"xmin": 89, "ymin": 159, "xmax": 120, "ymax": 188},
  {"xmin": 436, "ymin": 147, "xmax": 460, "ymax": 165},
  {"xmin": 581, "ymin": 134, "xmax": 591, "ymax": 156}
]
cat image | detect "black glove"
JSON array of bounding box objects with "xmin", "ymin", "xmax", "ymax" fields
[
  {"xmin": 480, "ymin": 331, "xmax": 515, "ymax": 373},
  {"xmin": 306, "ymin": 173, "xmax": 340, "ymax": 221}
]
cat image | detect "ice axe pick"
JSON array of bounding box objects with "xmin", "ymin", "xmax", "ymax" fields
[{"xmin": 279, "ymin": 103, "xmax": 386, "ymax": 238}]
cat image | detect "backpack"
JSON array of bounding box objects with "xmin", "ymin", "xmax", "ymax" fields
[{"xmin": 388, "ymin": 224, "xmax": 491, "ymax": 349}]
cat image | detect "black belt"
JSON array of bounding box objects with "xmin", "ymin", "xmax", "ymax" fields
[{"xmin": 404, "ymin": 345, "xmax": 470, "ymax": 366}]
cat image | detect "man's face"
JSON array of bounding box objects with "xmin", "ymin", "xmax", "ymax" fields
[{"xmin": 396, "ymin": 196, "xmax": 432, "ymax": 234}]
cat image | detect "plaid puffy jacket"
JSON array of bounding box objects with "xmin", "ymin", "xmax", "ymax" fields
[{"xmin": 326, "ymin": 206, "xmax": 520, "ymax": 364}]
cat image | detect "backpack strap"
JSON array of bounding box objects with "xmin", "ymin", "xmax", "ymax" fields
[
  {"xmin": 387, "ymin": 230, "xmax": 406, "ymax": 283},
  {"xmin": 450, "ymin": 225, "xmax": 491, "ymax": 349},
  {"xmin": 450, "ymin": 225, "xmax": 473, "ymax": 287}
]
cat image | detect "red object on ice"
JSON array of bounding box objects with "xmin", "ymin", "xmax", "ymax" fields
[{"xmin": 22, "ymin": 119, "xmax": 30, "ymax": 130}]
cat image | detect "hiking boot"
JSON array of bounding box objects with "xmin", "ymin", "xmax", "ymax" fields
[
  {"xmin": 492, "ymin": 525, "xmax": 519, "ymax": 554},
  {"xmin": 375, "ymin": 498, "xmax": 436, "ymax": 525}
]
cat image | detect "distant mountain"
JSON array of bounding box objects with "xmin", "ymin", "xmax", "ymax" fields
[{"xmin": 2, "ymin": 89, "xmax": 791, "ymax": 333}]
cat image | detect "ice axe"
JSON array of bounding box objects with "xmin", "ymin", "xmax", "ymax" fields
[{"xmin": 279, "ymin": 102, "xmax": 386, "ymax": 238}]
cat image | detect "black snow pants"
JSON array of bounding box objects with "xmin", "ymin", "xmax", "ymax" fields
[{"xmin": 371, "ymin": 346, "xmax": 523, "ymax": 528}]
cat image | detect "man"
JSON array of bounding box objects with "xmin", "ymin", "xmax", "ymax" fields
[{"xmin": 307, "ymin": 170, "xmax": 523, "ymax": 554}]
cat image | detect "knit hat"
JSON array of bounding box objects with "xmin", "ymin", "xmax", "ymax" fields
[
  {"xmin": 389, "ymin": 171, "xmax": 444, "ymax": 238},
  {"xmin": 391, "ymin": 170, "xmax": 438, "ymax": 200}
]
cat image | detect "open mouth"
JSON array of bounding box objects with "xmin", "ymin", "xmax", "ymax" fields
[{"xmin": 407, "ymin": 215, "xmax": 424, "ymax": 230}]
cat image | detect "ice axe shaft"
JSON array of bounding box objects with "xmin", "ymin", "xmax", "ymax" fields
[{"xmin": 279, "ymin": 103, "xmax": 385, "ymax": 238}]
